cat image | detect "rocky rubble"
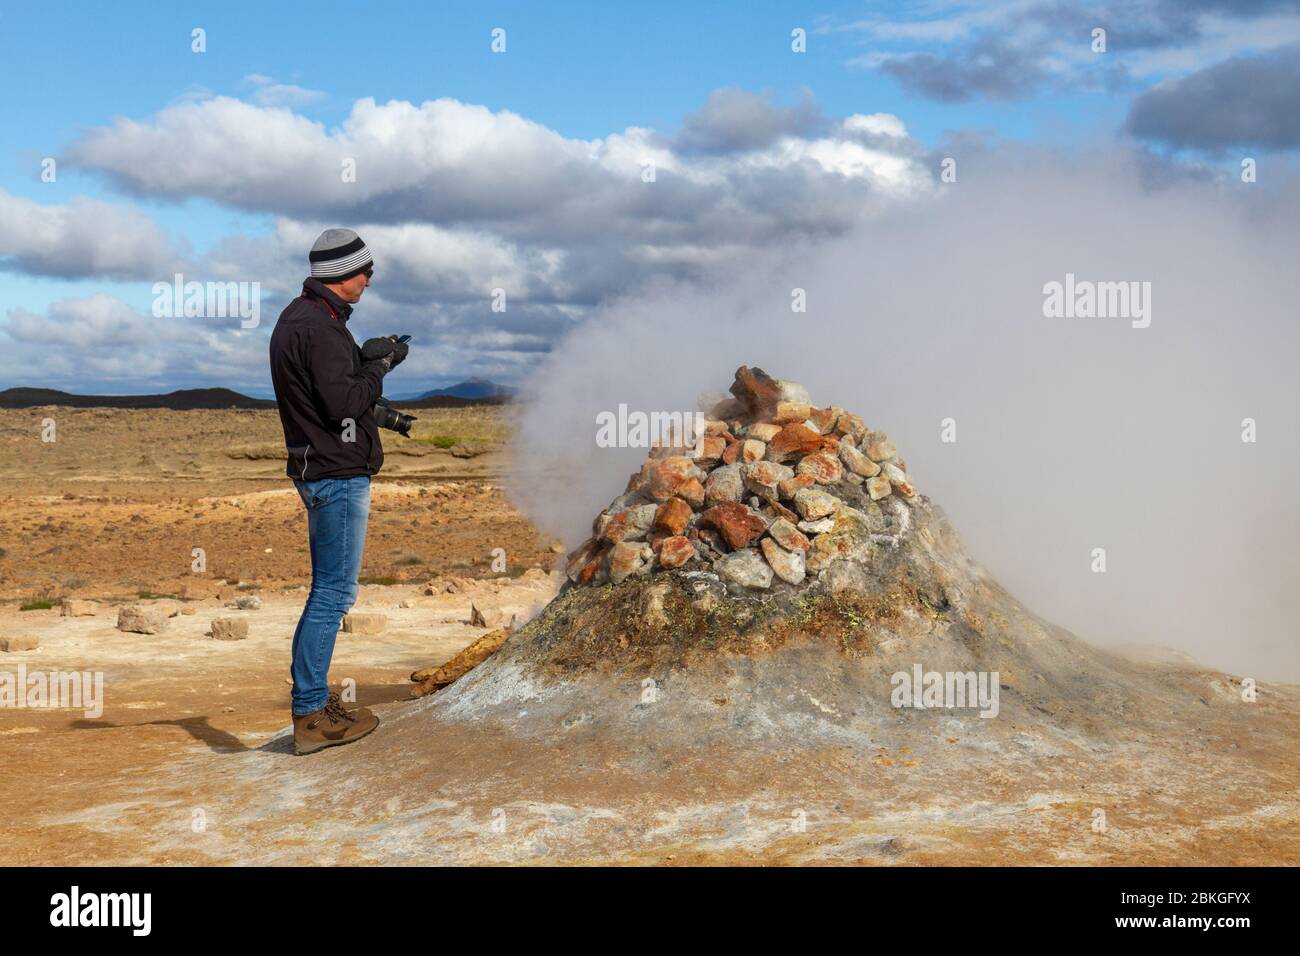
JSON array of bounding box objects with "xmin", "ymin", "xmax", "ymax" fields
[{"xmin": 564, "ymin": 367, "xmax": 919, "ymax": 593}]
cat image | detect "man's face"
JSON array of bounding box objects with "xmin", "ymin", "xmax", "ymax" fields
[{"xmin": 327, "ymin": 269, "xmax": 372, "ymax": 304}]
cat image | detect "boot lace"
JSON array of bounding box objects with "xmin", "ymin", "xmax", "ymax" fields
[{"xmin": 322, "ymin": 693, "xmax": 354, "ymax": 723}]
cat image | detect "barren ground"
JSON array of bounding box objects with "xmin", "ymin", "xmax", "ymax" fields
[{"xmin": 1, "ymin": 406, "xmax": 1295, "ymax": 866}]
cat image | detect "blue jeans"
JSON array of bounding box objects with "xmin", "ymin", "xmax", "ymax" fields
[{"xmin": 289, "ymin": 475, "xmax": 370, "ymax": 715}]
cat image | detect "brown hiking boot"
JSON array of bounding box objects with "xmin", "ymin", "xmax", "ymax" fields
[
  {"xmin": 293, "ymin": 694, "xmax": 379, "ymax": 756},
  {"xmin": 326, "ymin": 690, "xmax": 374, "ymax": 722}
]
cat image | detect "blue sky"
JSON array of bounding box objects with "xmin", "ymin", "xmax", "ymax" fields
[{"xmin": 2, "ymin": 0, "xmax": 1298, "ymax": 395}]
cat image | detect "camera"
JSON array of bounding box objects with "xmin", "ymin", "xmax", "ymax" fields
[{"xmin": 371, "ymin": 396, "xmax": 417, "ymax": 437}]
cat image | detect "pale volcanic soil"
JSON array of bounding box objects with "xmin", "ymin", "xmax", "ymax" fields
[{"xmin": 0, "ymin": 405, "xmax": 1296, "ymax": 866}]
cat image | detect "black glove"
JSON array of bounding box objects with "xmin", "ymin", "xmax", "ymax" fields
[
  {"xmin": 360, "ymin": 336, "xmax": 409, "ymax": 373},
  {"xmin": 388, "ymin": 338, "xmax": 409, "ymax": 369}
]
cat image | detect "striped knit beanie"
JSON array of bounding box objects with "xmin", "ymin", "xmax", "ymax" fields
[{"xmin": 309, "ymin": 228, "xmax": 373, "ymax": 281}]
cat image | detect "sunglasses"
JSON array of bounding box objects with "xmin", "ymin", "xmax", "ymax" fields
[{"xmin": 362, "ymin": 267, "xmax": 374, "ymax": 280}]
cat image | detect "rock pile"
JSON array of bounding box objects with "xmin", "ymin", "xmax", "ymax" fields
[{"xmin": 564, "ymin": 366, "xmax": 919, "ymax": 592}]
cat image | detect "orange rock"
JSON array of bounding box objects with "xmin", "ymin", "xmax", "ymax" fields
[
  {"xmin": 728, "ymin": 365, "xmax": 784, "ymax": 420},
  {"xmin": 647, "ymin": 456, "xmax": 704, "ymax": 501},
  {"xmin": 679, "ymin": 478, "xmax": 705, "ymax": 509},
  {"xmin": 773, "ymin": 401, "xmax": 812, "ymax": 423},
  {"xmin": 809, "ymin": 407, "xmax": 838, "ymax": 434},
  {"xmin": 699, "ymin": 501, "xmax": 768, "ymax": 550},
  {"xmin": 797, "ymin": 452, "xmax": 843, "ymax": 484},
  {"xmin": 765, "ymin": 423, "xmax": 823, "ymax": 462},
  {"xmin": 653, "ymin": 497, "xmax": 693, "ymax": 535},
  {"xmin": 778, "ymin": 473, "xmax": 815, "ymax": 498},
  {"xmin": 658, "ymin": 535, "xmax": 696, "ymax": 568},
  {"xmin": 696, "ymin": 434, "xmax": 727, "ymax": 463}
]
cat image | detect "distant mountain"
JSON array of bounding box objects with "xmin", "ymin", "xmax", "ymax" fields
[
  {"xmin": 0, "ymin": 387, "xmax": 275, "ymax": 410},
  {"xmin": 0, "ymin": 384, "xmax": 509, "ymax": 410},
  {"xmin": 398, "ymin": 378, "xmax": 516, "ymax": 401}
]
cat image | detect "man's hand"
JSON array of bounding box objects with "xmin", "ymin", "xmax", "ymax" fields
[{"xmin": 360, "ymin": 336, "xmax": 409, "ymax": 373}]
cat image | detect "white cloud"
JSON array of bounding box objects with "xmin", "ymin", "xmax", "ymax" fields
[
  {"xmin": 242, "ymin": 73, "xmax": 327, "ymax": 108},
  {"xmin": 0, "ymin": 188, "xmax": 180, "ymax": 279},
  {"xmin": 5, "ymin": 293, "xmax": 154, "ymax": 346}
]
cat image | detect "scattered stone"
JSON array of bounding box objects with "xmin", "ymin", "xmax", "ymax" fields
[
  {"xmin": 653, "ymin": 497, "xmax": 693, "ymax": 535},
  {"xmin": 840, "ymin": 442, "xmax": 881, "ymax": 477},
  {"xmin": 1, "ymin": 636, "xmax": 39, "ymax": 652},
  {"xmin": 729, "ymin": 365, "xmax": 785, "ymax": 420},
  {"xmin": 773, "ymin": 401, "xmax": 812, "ymax": 424},
  {"xmin": 692, "ymin": 434, "xmax": 724, "ymax": 464},
  {"xmin": 210, "ymin": 618, "xmax": 249, "ymax": 641},
  {"xmin": 343, "ymin": 612, "xmax": 388, "ymax": 635},
  {"xmin": 767, "ymin": 518, "xmax": 811, "ymax": 552},
  {"xmin": 715, "ymin": 549, "xmax": 773, "ymax": 589},
  {"xmin": 766, "ymin": 499, "xmax": 799, "ymax": 524},
  {"xmin": 740, "ymin": 439, "xmax": 766, "ymax": 462},
  {"xmin": 704, "ymin": 463, "xmax": 745, "ymax": 504},
  {"xmin": 793, "ymin": 487, "xmax": 840, "ymax": 521},
  {"xmin": 778, "ymin": 473, "xmax": 815, "ymax": 499},
  {"xmin": 798, "ymin": 517, "xmax": 835, "ymax": 534},
  {"xmin": 796, "ymin": 452, "xmax": 843, "ymax": 484},
  {"xmin": 116, "ymin": 605, "xmax": 169, "ymax": 634},
  {"xmin": 60, "ymin": 599, "xmax": 97, "ymax": 617},
  {"xmin": 658, "ymin": 535, "xmax": 697, "ymax": 568},
  {"xmin": 866, "ymin": 436, "xmax": 897, "ymax": 462},
  {"xmin": 866, "ymin": 475, "xmax": 893, "ymax": 500},
  {"xmin": 469, "ymin": 604, "xmax": 514, "ymax": 629},
  {"xmin": 678, "ymin": 477, "xmax": 706, "ymax": 509},
  {"xmin": 835, "ymin": 413, "xmax": 865, "ymax": 438},
  {"xmin": 696, "ymin": 527, "xmax": 729, "ymax": 556},
  {"xmin": 808, "ymin": 407, "xmax": 840, "ymax": 434},
  {"xmin": 610, "ymin": 541, "xmax": 653, "ymax": 584},
  {"xmin": 647, "ymin": 457, "xmax": 706, "ymax": 502},
  {"xmin": 760, "ymin": 537, "xmax": 806, "ymax": 585},
  {"xmin": 805, "ymin": 507, "xmax": 876, "ymax": 572},
  {"xmin": 699, "ymin": 502, "xmax": 769, "ymax": 550},
  {"xmin": 881, "ymin": 461, "xmax": 907, "ymax": 483},
  {"xmin": 600, "ymin": 504, "xmax": 658, "ymax": 544},
  {"xmin": 741, "ymin": 461, "xmax": 793, "ymax": 502},
  {"xmin": 235, "ymin": 595, "xmax": 263, "ymax": 610},
  {"xmin": 765, "ymin": 423, "xmax": 823, "ymax": 463},
  {"xmin": 748, "ymin": 422, "xmax": 782, "ymax": 443},
  {"xmin": 180, "ymin": 606, "xmax": 196, "ymax": 615}
]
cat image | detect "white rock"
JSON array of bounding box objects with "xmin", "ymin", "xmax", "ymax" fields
[
  {"xmin": 760, "ymin": 537, "xmax": 806, "ymax": 585},
  {"xmin": 793, "ymin": 487, "xmax": 841, "ymax": 520}
]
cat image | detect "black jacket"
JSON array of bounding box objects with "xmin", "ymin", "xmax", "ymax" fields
[{"xmin": 269, "ymin": 278, "xmax": 386, "ymax": 480}]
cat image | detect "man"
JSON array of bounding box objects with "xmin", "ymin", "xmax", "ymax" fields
[{"xmin": 268, "ymin": 228, "xmax": 409, "ymax": 755}]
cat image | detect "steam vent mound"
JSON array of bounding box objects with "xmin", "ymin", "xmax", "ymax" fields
[{"xmin": 183, "ymin": 365, "xmax": 1298, "ymax": 865}]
